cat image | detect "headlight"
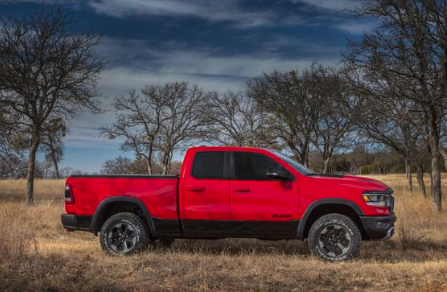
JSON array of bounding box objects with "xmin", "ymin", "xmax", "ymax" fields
[{"xmin": 363, "ymin": 192, "xmax": 393, "ymax": 207}]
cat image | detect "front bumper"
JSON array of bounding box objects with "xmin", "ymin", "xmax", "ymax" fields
[
  {"xmin": 61, "ymin": 214, "xmax": 92, "ymax": 232},
  {"xmin": 360, "ymin": 214, "xmax": 396, "ymax": 240}
]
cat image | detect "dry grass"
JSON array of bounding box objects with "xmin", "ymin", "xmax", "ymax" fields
[{"xmin": 1, "ymin": 175, "xmax": 447, "ymax": 291}]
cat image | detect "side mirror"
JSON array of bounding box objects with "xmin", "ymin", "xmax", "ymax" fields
[{"xmin": 266, "ymin": 170, "xmax": 290, "ymax": 180}]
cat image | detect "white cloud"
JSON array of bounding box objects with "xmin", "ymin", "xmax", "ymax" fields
[
  {"xmin": 291, "ymin": 0, "xmax": 364, "ymax": 11},
  {"xmin": 336, "ymin": 20, "xmax": 377, "ymax": 34},
  {"xmin": 89, "ymin": 0, "xmax": 275, "ymax": 28},
  {"xmin": 99, "ymin": 67, "xmax": 243, "ymax": 94},
  {"xmin": 97, "ymin": 54, "xmax": 339, "ymax": 94},
  {"xmin": 0, "ymin": 0, "xmax": 276, "ymax": 28},
  {"xmin": 63, "ymin": 125, "xmax": 121, "ymax": 149},
  {"xmin": 98, "ymin": 37, "xmax": 340, "ymax": 80},
  {"xmin": 153, "ymin": 53, "xmax": 330, "ymax": 79},
  {"xmin": 0, "ymin": 0, "xmax": 371, "ymax": 33}
]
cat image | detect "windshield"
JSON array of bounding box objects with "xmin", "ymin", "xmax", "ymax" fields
[{"xmin": 270, "ymin": 151, "xmax": 315, "ymax": 175}]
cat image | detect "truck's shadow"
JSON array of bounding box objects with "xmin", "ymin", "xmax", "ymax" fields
[
  {"xmin": 161, "ymin": 238, "xmax": 311, "ymax": 257},
  {"xmin": 154, "ymin": 238, "xmax": 447, "ymax": 263},
  {"xmin": 360, "ymin": 240, "xmax": 447, "ymax": 262}
]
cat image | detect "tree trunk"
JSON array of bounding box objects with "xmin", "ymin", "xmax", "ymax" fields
[
  {"xmin": 440, "ymin": 147, "xmax": 447, "ymax": 172},
  {"xmin": 323, "ymin": 156, "xmax": 331, "ymax": 174},
  {"xmin": 160, "ymin": 151, "xmax": 171, "ymax": 175},
  {"xmin": 429, "ymin": 127, "xmax": 442, "ymax": 211},
  {"xmin": 51, "ymin": 151, "xmax": 60, "ymax": 179},
  {"xmin": 405, "ymin": 158, "xmax": 413, "ymax": 192},
  {"xmin": 146, "ymin": 159, "xmax": 153, "ymax": 175},
  {"xmin": 416, "ymin": 162, "xmax": 427, "ymax": 197},
  {"xmin": 145, "ymin": 152, "xmax": 153, "ymax": 175},
  {"xmin": 292, "ymin": 149, "xmax": 303, "ymax": 165},
  {"xmin": 300, "ymin": 149, "xmax": 307, "ymax": 166},
  {"xmin": 430, "ymin": 147, "xmax": 442, "ymax": 211},
  {"xmin": 26, "ymin": 130, "xmax": 41, "ymax": 205}
]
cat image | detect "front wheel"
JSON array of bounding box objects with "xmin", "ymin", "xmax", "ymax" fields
[
  {"xmin": 100, "ymin": 212, "xmax": 150, "ymax": 256},
  {"xmin": 308, "ymin": 214, "xmax": 361, "ymax": 261}
]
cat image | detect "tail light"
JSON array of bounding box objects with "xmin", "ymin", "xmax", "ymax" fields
[{"xmin": 65, "ymin": 184, "xmax": 74, "ymax": 204}]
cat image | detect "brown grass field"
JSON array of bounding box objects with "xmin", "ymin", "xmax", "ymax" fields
[{"xmin": 1, "ymin": 175, "xmax": 447, "ymax": 291}]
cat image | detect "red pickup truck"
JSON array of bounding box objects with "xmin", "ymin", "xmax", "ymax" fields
[{"xmin": 61, "ymin": 146, "xmax": 395, "ymax": 261}]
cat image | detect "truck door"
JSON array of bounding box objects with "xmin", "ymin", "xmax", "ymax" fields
[
  {"xmin": 229, "ymin": 151, "xmax": 299, "ymax": 238},
  {"xmin": 181, "ymin": 151, "xmax": 230, "ymax": 235}
]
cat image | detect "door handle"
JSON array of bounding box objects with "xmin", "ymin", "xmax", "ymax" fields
[
  {"xmin": 188, "ymin": 186, "xmax": 205, "ymax": 192},
  {"xmin": 235, "ymin": 188, "xmax": 250, "ymax": 193}
]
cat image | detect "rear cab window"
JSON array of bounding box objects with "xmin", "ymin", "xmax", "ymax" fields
[{"xmin": 191, "ymin": 151, "xmax": 225, "ymax": 179}]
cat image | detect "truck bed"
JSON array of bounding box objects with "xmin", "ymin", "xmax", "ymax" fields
[{"xmin": 65, "ymin": 175, "xmax": 180, "ymax": 228}]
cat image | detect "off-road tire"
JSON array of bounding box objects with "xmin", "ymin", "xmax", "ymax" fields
[
  {"xmin": 100, "ymin": 212, "xmax": 150, "ymax": 256},
  {"xmin": 308, "ymin": 213, "xmax": 361, "ymax": 261}
]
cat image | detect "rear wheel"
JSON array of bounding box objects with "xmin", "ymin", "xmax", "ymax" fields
[
  {"xmin": 100, "ymin": 212, "xmax": 150, "ymax": 256},
  {"xmin": 308, "ymin": 214, "xmax": 361, "ymax": 261}
]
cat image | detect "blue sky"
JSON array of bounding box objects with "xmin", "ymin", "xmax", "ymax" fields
[{"xmin": 0, "ymin": 0, "xmax": 373, "ymax": 173}]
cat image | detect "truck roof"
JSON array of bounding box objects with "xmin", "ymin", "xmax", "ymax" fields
[{"xmin": 189, "ymin": 145, "xmax": 268, "ymax": 152}]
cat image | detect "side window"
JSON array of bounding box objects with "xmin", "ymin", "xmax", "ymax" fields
[
  {"xmin": 192, "ymin": 152, "xmax": 225, "ymax": 179},
  {"xmin": 233, "ymin": 152, "xmax": 291, "ymax": 180}
]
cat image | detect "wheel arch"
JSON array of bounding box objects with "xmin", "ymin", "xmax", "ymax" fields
[
  {"xmin": 297, "ymin": 199, "xmax": 366, "ymax": 240},
  {"xmin": 90, "ymin": 196, "xmax": 156, "ymax": 235}
]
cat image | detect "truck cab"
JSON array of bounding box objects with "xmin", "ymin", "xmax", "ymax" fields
[{"xmin": 62, "ymin": 146, "xmax": 395, "ymax": 261}]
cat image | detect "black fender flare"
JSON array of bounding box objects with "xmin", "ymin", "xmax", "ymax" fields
[
  {"xmin": 297, "ymin": 198, "xmax": 364, "ymax": 239},
  {"xmin": 90, "ymin": 196, "xmax": 156, "ymax": 235}
]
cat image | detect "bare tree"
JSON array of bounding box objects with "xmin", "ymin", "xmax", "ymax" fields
[
  {"xmin": 1, "ymin": 114, "xmax": 65, "ymax": 179},
  {"xmin": 156, "ymin": 83, "xmax": 209, "ymax": 174},
  {"xmin": 101, "ymin": 90, "xmax": 163, "ymax": 175},
  {"xmin": 0, "ymin": 117, "xmax": 22, "ymax": 178},
  {"xmin": 247, "ymin": 64, "xmax": 352, "ymax": 169},
  {"xmin": 40, "ymin": 118, "xmax": 66, "ymax": 179},
  {"xmin": 102, "ymin": 82, "xmax": 208, "ymax": 174},
  {"xmin": 441, "ymin": 147, "xmax": 447, "ymax": 171},
  {"xmin": 0, "ymin": 5, "xmax": 104, "ymax": 204},
  {"xmin": 247, "ymin": 68, "xmax": 323, "ymax": 165},
  {"xmin": 205, "ymin": 91, "xmax": 274, "ymax": 147},
  {"xmin": 440, "ymin": 118, "xmax": 447, "ymax": 171},
  {"xmin": 347, "ymin": 0, "xmax": 447, "ymax": 209},
  {"xmin": 342, "ymin": 66, "xmax": 428, "ymax": 195},
  {"xmin": 347, "ymin": 145, "xmax": 373, "ymax": 175},
  {"xmin": 101, "ymin": 156, "xmax": 133, "ymax": 174},
  {"xmin": 0, "ymin": 97, "xmax": 30, "ymax": 178},
  {"xmin": 58, "ymin": 167, "xmax": 86, "ymax": 178},
  {"xmin": 305, "ymin": 65, "xmax": 354, "ymax": 173}
]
